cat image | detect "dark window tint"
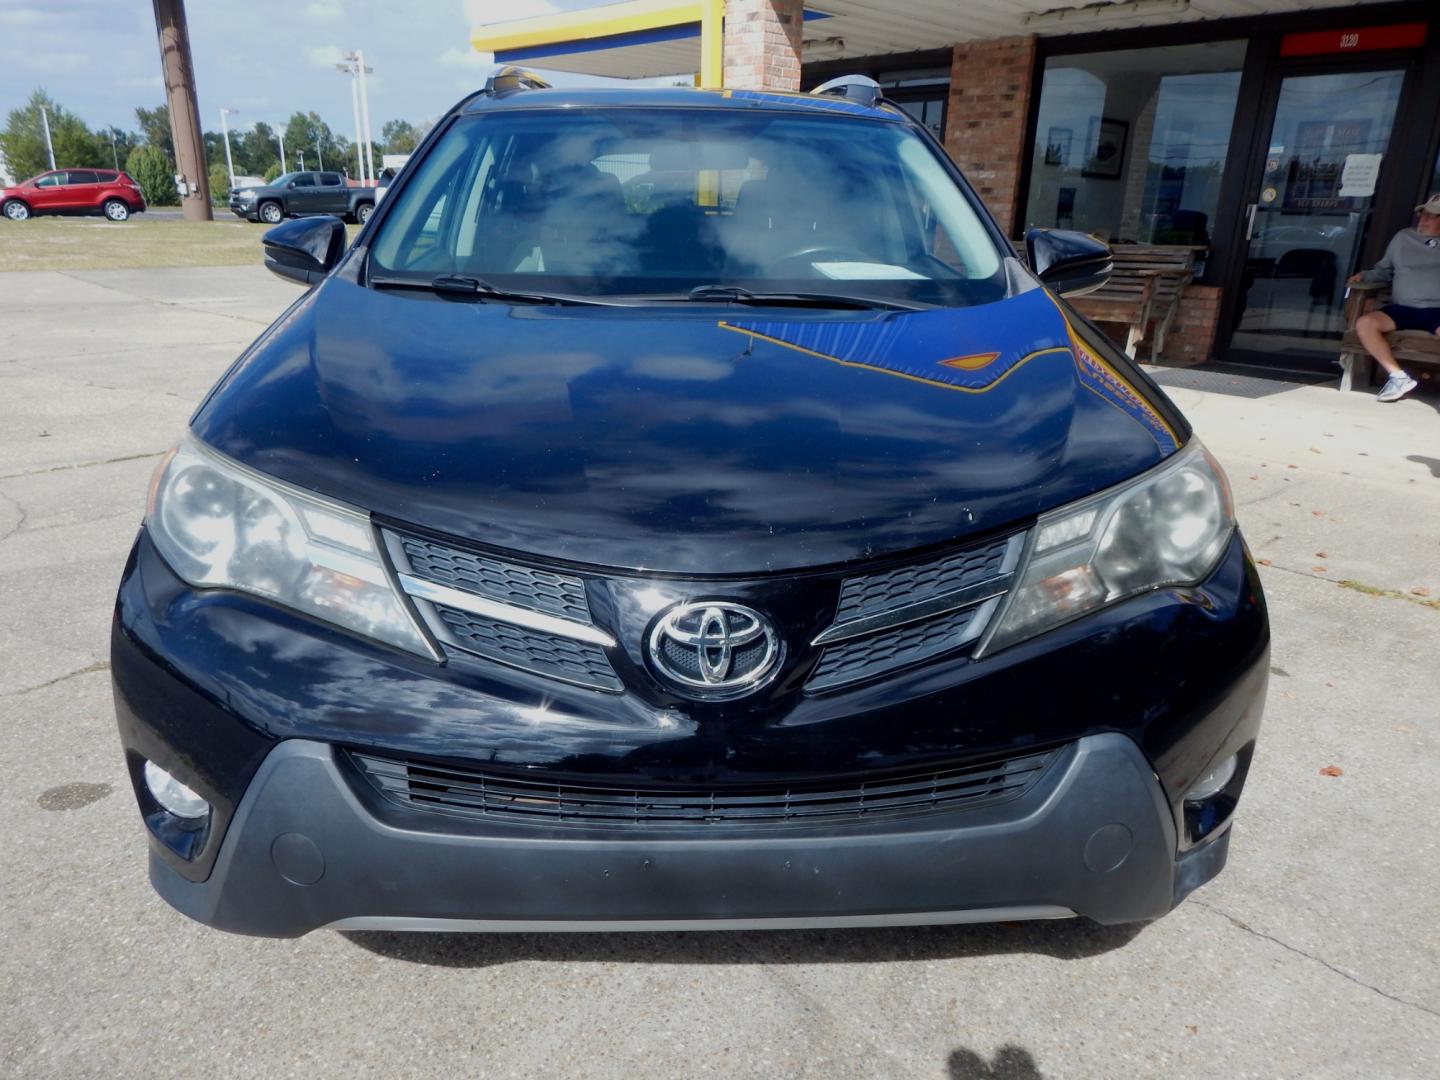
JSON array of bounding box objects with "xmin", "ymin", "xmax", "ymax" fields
[
  {"xmin": 319, "ymin": 172, "xmax": 343, "ymax": 186},
  {"xmin": 66, "ymin": 170, "xmax": 100, "ymax": 185},
  {"xmin": 369, "ymin": 108, "xmax": 1005, "ymax": 307},
  {"xmin": 291, "ymin": 174, "xmax": 317, "ymax": 188},
  {"xmin": 95, "ymin": 171, "xmax": 118, "ymax": 182}
]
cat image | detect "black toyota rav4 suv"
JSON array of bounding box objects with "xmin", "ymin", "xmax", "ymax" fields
[{"xmin": 113, "ymin": 71, "xmax": 1268, "ymax": 937}]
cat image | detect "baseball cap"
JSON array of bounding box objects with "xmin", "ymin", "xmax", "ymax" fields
[{"xmin": 1416, "ymin": 194, "xmax": 1440, "ymax": 214}]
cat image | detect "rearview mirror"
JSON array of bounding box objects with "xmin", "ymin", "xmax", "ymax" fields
[
  {"xmin": 262, "ymin": 216, "xmax": 347, "ymax": 286},
  {"xmin": 1025, "ymin": 228, "xmax": 1112, "ymax": 297}
]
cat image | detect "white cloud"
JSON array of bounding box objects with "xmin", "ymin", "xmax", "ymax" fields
[
  {"xmin": 3, "ymin": 49, "xmax": 89, "ymax": 72},
  {"xmin": 0, "ymin": 8, "xmax": 49, "ymax": 26},
  {"xmin": 302, "ymin": 0, "xmax": 343, "ymax": 23},
  {"xmin": 463, "ymin": 0, "xmax": 561, "ymax": 26},
  {"xmin": 303, "ymin": 44, "xmax": 346, "ymax": 69},
  {"xmin": 439, "ymin": 46, "xmax": 494, "ymax": 69},
  {"xmin": 116, "ymin": 74, "xmax": 165, "ymax": 89}
]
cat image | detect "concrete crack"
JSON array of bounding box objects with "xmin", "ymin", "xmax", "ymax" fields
[
  {"xmin": 1191, "ymin": 899, "xmax": 1440, "ymax": 1021},
  {"xmin": 56, "ymin": 271, "xmax": 272, "ymax": 326},
  {"xmin": 0, "ymin": 450, "xmax": 165, "ymax": 482},
  {"xmin": 0, "ymin": 489, "xmax": 28, "ymax": 542},
  {"xmin": 13, "ymin": 659, "xmax": 112, "ymax": 696}
]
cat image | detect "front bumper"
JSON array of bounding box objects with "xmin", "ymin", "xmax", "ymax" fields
[{"xmin": 151, "ymin": 732, "xmax": 1227, "ymax": 937}]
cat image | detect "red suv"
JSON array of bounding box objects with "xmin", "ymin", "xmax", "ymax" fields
[{"xmin": 1, "ymin": 169, "xmax": 147, "ymax": 222}]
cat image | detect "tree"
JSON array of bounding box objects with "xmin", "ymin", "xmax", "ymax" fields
[
  {"xmin": 135, "ymin": 104, "xmax": 173, "ymax": 160},
  {"xmin": 0, "ymin": 90, "xmax": 105, "ymax": 180},
  {"xmin": 262, "ymin": 160, "xmax": 283, "ymax": 182},
  {"xmin": 282, "ymin": 111, "xmax": 338, "ymax": 173},
  {"xmin": 98, "ymin": 126, "xmax": 140, "ymax": 172},
  {"xmin": 208, "ymin": 161, "xmax": 229, "ymax": 202},
  {"xmin": 125, "ymin": 144, "xmax": 178, "ymax": 206},
  {"xmin": 238, "ymin": 121, "xmax": 280, "ymax": 176},
  {"xmin": 381, "ymin": 119, "xmax": 420, "ymax": 155}
]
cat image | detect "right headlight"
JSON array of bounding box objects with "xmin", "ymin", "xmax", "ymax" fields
[
  {"xmin": 145, "ymin": 436, "xmax": 435, "ymax": 658},
  {"xmin": 978, "ymin": 440, "xmax": 1234, "ymax": 655}
]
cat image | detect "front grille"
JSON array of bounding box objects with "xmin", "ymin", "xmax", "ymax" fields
[
  {"xmin": 385, "ymin": 528, "xmax": 621, "ymax": 691},
  {"xmin": 833, "ymin": 534, "xmax": 1013, "ymax": 623},
  {"xmin": 396, "ymin": 533, "xmax": 591, "ymax": 623},
  {"xmin": 806, "ymin": 533, "xmax": 1020, "ymax": 692},
  {"xmin": 432, "ymin": 603, "xmax": 622, "ymax": 692},
  {"xmin": 807, "ymin": 604, "xmax": 986, "ymax": 692},
  {"xmin": 350, "ymin": 747, "xmax": 1060, "ymax": 829}
]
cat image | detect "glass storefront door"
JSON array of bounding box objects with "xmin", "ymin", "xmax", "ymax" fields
[{"xmin": 1227, "ymin": 68, "xmax": 1405, "ymax": 369}]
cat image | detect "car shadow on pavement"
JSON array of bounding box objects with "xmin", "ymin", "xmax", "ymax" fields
[
  {"xmin": 341, "ymin": 917, "xmax": 1143, "ymax": 969},
  {"xmin": 947, "ymin": 1044, "xmax": 1045, "ymax": 1079}
]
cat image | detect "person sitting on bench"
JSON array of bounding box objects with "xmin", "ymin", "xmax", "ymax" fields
[{"xmin": 1346, "ymin": 194, "xmax": 1440, "ymax": 403}]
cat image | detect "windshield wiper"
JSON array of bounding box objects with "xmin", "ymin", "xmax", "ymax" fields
[
  {"xmin": 368, "ymin": 273, "xmax": 610, "ymax": 306},
  {"xmin": 674, "ymin": 284, "xmax": 924, "ymax": 311}
]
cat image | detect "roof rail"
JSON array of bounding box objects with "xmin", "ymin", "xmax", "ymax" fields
[
  {"xmin": 810, "ymin": 74, "xmax": 883, "ymax": 108},
  {"xmin": 484, "ymin": 66, "xmax": 552, "ymax": 95}
]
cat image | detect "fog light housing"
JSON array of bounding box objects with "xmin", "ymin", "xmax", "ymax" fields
[
  {"xmin": 1184, "ymin": 754, "xmax": 1237, "ymax": 804},
  {"xmin": 143, "ymin": 760, "xmax": 211, "ymax": 821}
]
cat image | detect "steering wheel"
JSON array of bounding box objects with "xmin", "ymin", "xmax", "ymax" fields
[{"xmin": 766, "ymin": 244, "xmax": 873, "ymax": 277}]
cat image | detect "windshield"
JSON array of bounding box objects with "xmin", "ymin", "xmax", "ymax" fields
[{"xmin": 367, "ymin": 108, "xmax": 1007, "ymax": 307}]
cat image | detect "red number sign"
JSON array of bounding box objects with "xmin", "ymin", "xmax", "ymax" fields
[{"xmin": 1280, "ymin": 23, "xmax": 1427, "ymax": 57}]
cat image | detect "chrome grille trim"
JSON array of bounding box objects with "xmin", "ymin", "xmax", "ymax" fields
[
  {"xmin": 811, "ymin": 574, "xmax": 1013, "ymax": 645},
  {"xmin": 398, "ymin": 573, "xmax": 616, "ymax": 648}
]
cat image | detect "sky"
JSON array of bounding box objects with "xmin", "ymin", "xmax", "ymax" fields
[{"xmin": 0, "ymin": 0, "xmax": 676, "ymax": 142}]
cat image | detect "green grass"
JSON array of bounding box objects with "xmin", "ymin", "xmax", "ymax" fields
[{"xmin": 0, "ymin": 215, "xmax": 359, "ymax": 272}]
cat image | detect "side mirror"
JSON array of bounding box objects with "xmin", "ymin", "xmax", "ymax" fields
[
  {"xmin": 1025, "ymin": 228, "xmax": 1112, "ymax": 297},
  {"xmin": 262, "ymin": 215, "xmax": 347, "ymax": 286}
]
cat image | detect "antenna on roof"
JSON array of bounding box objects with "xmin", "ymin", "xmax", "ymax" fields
[
  {"xmin": 810, "ymin": 74, "xmax": 883, "ymax": 108},
  {"xmin": 484, "ymin": 66, "xmax": 552, "ymax": 95}
]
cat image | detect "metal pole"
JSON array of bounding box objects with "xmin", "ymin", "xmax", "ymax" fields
[
  {"xmin": 219, "ymin": 108, "xmax": 236, "ymax": 189},
  {"xmin": 277, "ymin": 127, "xmax": 286, "ymax": 173},
  {"xmin": 357, "ymin": 49, "xmax": 374, "ymax": 185},
  {"xmin": 349, "ymin": 72, "xmax": 363, "ymax": 180},
  {"xmin": 151, "ymin": 0, "xmax": 212, "ymax": 220},
  {"xmin": 110, "ymin": 131, "xmax": 120, "ymax": 170},
  {"xmin": 39, "ymin": 106, "xmax": 55, "ymax": 170},
  {"xmin": 315, "ymin": 138, "xmax": 324, "ymax": 172},
  {"xmin": 298, "ymin": 151, "xmax": 304, "ymax": 170}
]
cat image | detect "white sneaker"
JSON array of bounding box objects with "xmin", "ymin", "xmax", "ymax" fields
[{"xmin": 1376, "ymin": 372, "xmax": 1418, "ymax": 403}]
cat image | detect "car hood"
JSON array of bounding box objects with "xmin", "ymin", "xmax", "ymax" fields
[{"xmin": 193, "ymin": 276, "xmax": 1182, "ymax": 575}]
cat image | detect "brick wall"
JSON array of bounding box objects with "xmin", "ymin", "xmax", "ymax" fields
[
  {"xmin": 1156, "ymin": 284, "xmax": 1222, "ymax": 365},
  {"xmin": 943, "ymin": 35, "xmax": 1037, "ymax": 236},
  {"xmin": 724, "ymin": 0, "xmax": 804, "ymax": 91}
]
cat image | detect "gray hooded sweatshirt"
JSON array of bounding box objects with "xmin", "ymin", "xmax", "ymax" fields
[{"xmin": 1358, "ymin": 227, "xmax": 1440, "ymax": 307}]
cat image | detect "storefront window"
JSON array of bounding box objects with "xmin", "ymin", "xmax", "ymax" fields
[{"xmin": 1023, "ymin": 41, "xmax": 1246, "ymax": 250}]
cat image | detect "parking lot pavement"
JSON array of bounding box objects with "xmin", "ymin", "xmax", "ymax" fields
[{"xmin": 2, "ymin": 265, "xmax": 1436, "ymax": 1079}]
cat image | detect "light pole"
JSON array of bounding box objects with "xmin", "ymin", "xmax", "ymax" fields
[
  {"xmin": 356, "ymin": 48, "xmax": 374, "ymax": 186},
  {"xmin": 39, "ymin": 105, "xmax": 55, "ymax": 170},
  {"xmin": 298, "ymin": 150, "xmax": 304, "ymax": 170},
  {"xmin": 219, "ymin": 107, "xmax": 238, "ymax": 189},
  {"xmin": 314, "ymin": 136, "xmax": 324, "ymax": 172},
  {"xmin": 109, "ymin": 129, "xmax": 120, "ymax": 170},
  {"xmin": 337, "ymin": 54, "xmax": 374, "ymax": 183},
  {"xmin": 276, "ymin": 124, "xmax": 287, "ymax": 174}
]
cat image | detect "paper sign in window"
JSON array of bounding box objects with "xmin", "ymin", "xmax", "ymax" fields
[{"xmin": 1338, "ymin": 154, "xmax": 1382, "ymax": 198}]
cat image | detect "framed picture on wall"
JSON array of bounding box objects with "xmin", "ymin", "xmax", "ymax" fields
[
  {"xmin": 1044, "ymin": 127, "xmax": 1072, "ymax": 166},
  {"xmin": 1082, "ymin": 116, "xmax": 1129, "ymax": 179}
]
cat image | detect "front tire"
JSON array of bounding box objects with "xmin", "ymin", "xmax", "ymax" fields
[
  {"xmin": 355, "ymin": 201, "xmax": 373, "ymax": 225},
  {"xmin": 102, "ymin": 199, "xmax": 130, "ymax": 222},
  {"xmin": 258, "ymin": 201, "xmax": 283, "ymax": 225},
  {"xmin": 3, "ymin": 200, "xmax": 31, "ymax": 222}
]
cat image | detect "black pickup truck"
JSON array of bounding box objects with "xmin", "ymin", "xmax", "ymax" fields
[{"xmin": 229, "ymin": 171, "xmax": 375, "ymax": 225}]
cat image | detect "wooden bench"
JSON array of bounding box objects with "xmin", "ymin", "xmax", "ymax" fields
[
  {"xmin": 1069, "ymin": 245, "xmax": 1196, "ymax": 360},
  {"xmin": 1337, "ymin": 282, "xmax": 1440, "ymax": 391}
]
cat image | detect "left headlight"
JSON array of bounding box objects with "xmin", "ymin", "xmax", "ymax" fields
[
  {"xmin": 146, "ymin": 437, "xmax": 436, "ymax": 658},
  {"xmin": 978, "ymin": 440, "xmax": 1235, "ymax": 655}
]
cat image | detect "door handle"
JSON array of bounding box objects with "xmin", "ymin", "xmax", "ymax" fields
[{"xmin": 1245, "ymin": 203, "xmax": 1258, "ymax": 241}]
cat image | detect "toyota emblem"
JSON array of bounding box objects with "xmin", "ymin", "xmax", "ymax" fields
[{"xmin": 647, "ymin": 602, "xmax": 782, "ymax": 699}]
